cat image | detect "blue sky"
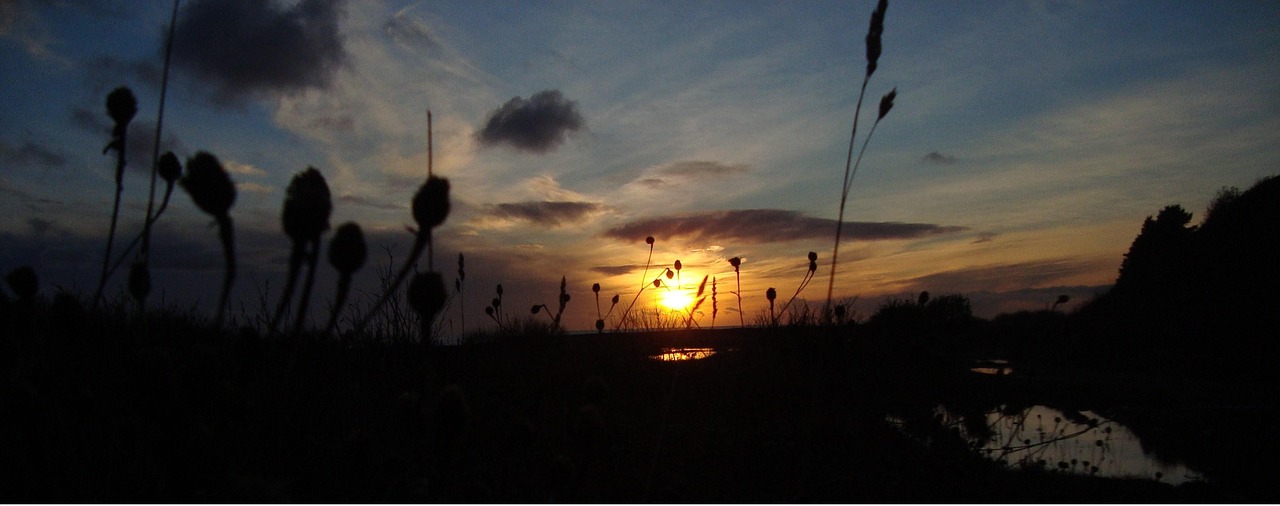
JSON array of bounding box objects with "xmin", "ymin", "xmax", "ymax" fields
[{"xmin": 2, "ymin": 0, "xmax": 1279, "ymax": 333}]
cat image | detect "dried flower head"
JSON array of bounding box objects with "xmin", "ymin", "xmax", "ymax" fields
[
  {"xmin": 412, "ymin": 175, "xmax": 451, "ymax": 230},
  {"xmin": 595, "ymin": 319, "xmax": 605, "ymax": 332},
  {"xmin": 865, "ymin": 0, "xmax": 888, "ymax": 77},
  {"xmin": 674, "ymin": 260, "xmax": 682, "ymax": 271},
  {"xmin": 729, "ymin": 257, "xmax": 741, "ymax": 269},
  {"xmin": 328, "ymin": 222, "xmax": 367, "ymax": 274},
  {"xmin": 611, "ymin": 294, "xmax": 620, "ymax": 305},
  {"xmin": 766, "ymin": 287, "xmax": 777, "ymax": 302},
  {"xmin": 105, "ymin": 87, "xmax": 138, "ymax": 128},
  {"xmin": 592, "ymin": 282, "xmax": 601, "ymax": 293},
  {"xmin": 158, "ymin": 151, "xmax": 182, "ymax": 184},
  {"xmin": 808, "ymin": 251, "xmax": 818, "ymax": 262},
  {"xmin": 878, "ymin": 88, "xmax": 897, "ymax": 120},
  {"xmin": 645, "ymin": 236, "xmax": 655, "ymax": 245},
  {"xmin": 181, "ymin": 151, "xmax": 236, "ymax": 217},
  {"xmin": 282, "ymin": 167, "xmax": 333, "ymax": 244}
]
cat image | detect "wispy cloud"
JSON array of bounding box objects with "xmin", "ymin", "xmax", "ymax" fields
[
  {"xmin": 172, "ymin": 0, "xmax": 347, "ymax": 102},
  {"xmin": 0, "ymin": 141, "xmax": 65, "ymax": 169},
  {"xmin": 475, "ymin": 90, "xmax": 585, "ymax": 153},
  {"xmin": 602, "ymin": 209, "xmax": 967, "ymax": 244},
  {"xmin": 922, "ymin": 151, "xmax": 956, "ymax": 165}
]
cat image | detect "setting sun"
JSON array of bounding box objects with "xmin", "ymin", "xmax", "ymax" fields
[{"xmin": 657, "ymin": 288, "xmax": 695, "ymax": 311}]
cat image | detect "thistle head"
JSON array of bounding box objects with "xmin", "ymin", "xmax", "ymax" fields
[
  {"xmin": 674, "ymin": 260, "xmax": 682, "ymax": 272},
  {"xmin": 878, "ymin": 88, "xmax": 897, "ymax": 120},
  {"xmin": 729, "ymin": 256, "xmax": 741, "ymax": 270},
  {"xmin": 158, "ymin": 152, "xmax": 182, "ymax": 184},
  {"xmin": 595, "ymin": 319, "xmax": 605, "ymax": 332},
  {"xmin": 611, "ymin": 294, "xmax": 619, "ymax": 305},
  {"xmin": 766, "ymin": 287, "xmax": 777, "ymax": 302},
  {"xmin": 181, "ymin": 151, "xmax": 236, "ymax": 217},
  {"xmin": 282, "ymin": 167, "xmax": 332, "ymax": 244},
  {"xmin": 645, "ymin": 236, "xmax": 655, "ymax": 246},
  {"xmin": 412, "ymin": 175, "xmax": 450, "ymax": 231},
  {"xmin": 407, "ymin": 271, "xmax": 448, "ymax": 323},
  {"xmin": 105, "ymin": 86, "xmax": 138, "ymax": 128},
  {"xmin": 592, "ymin": 282, "xmax": 600, "ymax": 294},
  {"xmin": 328, "ymin": 222, "xmax": 367, "ymax": 275},
  {"xmin": 807, "ymin": 252, "xmax": 818, "ymax": 272}
]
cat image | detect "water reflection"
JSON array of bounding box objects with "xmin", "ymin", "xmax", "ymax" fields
[
  {"xmin": 940, "ymin": 405, "xmax": 1204, "ymax": 484},
  {"xmin": 650, "ymin": 347, "xmax": 717, "ymax": 361}
]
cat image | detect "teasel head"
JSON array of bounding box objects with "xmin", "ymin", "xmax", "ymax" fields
[
  {"xmin": 157, "ymin": 151, "xmax": 182, "ymax": 185},
  {"xmin": 878, "ymin": 88, "xmax": 897, "ymax": 120},
  {"xmin": 328, "ymin": 222, "xmax": 367, "ymax": 275},
  {"xmin": 128, "ymin": 261, "xmax": 150, "ymax": 304},
  {"xmin": 283, "ymin": 170, "xmax": 331, "ymax": 245},
  {"xmin": 766, "ymin": 287, "xmax": 777, "ymax": 303},
  {"xmin": 729, "ymin": 256, "xmax": 741, "ymax": 271},
  {"xmin": 412, "ymin": 175, "xmax": 451, "ymax": 231},
  {"xmin": 408, "ymin": 271, "xmax": 447, "ymax": 324},
  {"xmin": 181, "ymin": 152, "xmax": 236, "ymax": 218},
  {"xmin": 105, "ymin": 86, "xmax": 138, "ymax": 132}
]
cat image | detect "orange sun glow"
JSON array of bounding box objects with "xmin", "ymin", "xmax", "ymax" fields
[{"xmin": 657, "ymin": 288, "xmax": 695, "ymax": 311}]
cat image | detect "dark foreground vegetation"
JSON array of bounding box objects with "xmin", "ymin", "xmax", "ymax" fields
[{"xmin": 3, "ymin": 310, "xmax": 1278, "ymax": 502}]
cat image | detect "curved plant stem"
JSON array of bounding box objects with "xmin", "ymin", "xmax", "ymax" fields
[
  {"xmin": 107, "ymin": 184, "xmax": 175, "ymax": 279},
  {"xmin": 824, "ymin": 74, "xmax": 872, "ymax": 323},
  {"xmin": 616, "ymin": 242, "xmax": 654, "ymax": 330},
  {"xmin": 214, "ymin": 214, "xmax": 236, "ymax": 329},
  {"xmin": 94, "ymin": 141, "xmax": 127, "ymax": 310},
  {"xmin": 269, "ymin": 242, "xmax": 306, "ymax": 334},
  {"xmin": 141, "ymin": 0, "xmax": 180, "ymax": 265},
  {"xmin": 326, "ymin": 272, "xmax": 354, "ymax": 335},
  {"xmin": 292, "ymin": 238, "xmax": 322, "ymax": 334},
  {"xmin": 356, "ymin": 234, "xmax": 427, "ymax": 331}
]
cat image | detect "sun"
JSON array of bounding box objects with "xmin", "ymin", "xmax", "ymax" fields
[{"xmin": 657, "ymin": 289, "xmax": 694, "ymax": 311}]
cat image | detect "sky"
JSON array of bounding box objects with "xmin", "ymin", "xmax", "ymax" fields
[{"xmin": 2, "ymin": 0, "xmax": 1279, "ymax": 335}]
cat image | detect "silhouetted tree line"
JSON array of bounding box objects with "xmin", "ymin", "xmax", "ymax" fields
[{"xmin": 1076, "ymin": 175, "xmax": 1280, "ymax": 381}]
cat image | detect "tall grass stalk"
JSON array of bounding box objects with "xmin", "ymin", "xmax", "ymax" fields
[
  {"xmin": 135, "ymin": 0, "xmax": 181, "ymax": 310},
  {"xmin": 824, "ymin": 0, "xmax": 893, "ymax": 322},
  {"xmin": 616, "ymin": 236, "xmax": 655, "ymax": 330}
]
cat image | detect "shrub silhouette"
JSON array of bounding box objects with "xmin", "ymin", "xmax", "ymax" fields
[{"xmin": 180, "ymin": 151, "xmax": 237, "ymax": 328}]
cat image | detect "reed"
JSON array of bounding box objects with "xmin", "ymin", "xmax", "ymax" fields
[{"xmin": 824, "ymin": 0, "xmax": 897, "ymax": 322}]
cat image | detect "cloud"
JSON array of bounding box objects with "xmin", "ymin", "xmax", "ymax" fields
[
  {"xmin": 482, "ymin": 201, "xmax": 605, "ymax": 227},
  {"xmin": 69, "ymin": 107, "xmax": 187, "ymax": 171},
  {"xmin": 384, "ymin": 9, "xmax": 437, "ymax": 49},
  {"xmin": 971, "ymin": 231, "xmax": 997, "ymax": 244},
  {"xmin": 591, "ymin": 264, "xmax": 644, "ymax": 277},
  {"xmin": 223, "ymin": 160, "xmax": 268, "ymax": 178},
  {"xmin": 237, "ymin": 182, "xmax": 274, "ymax": 195},
  {"xmin": 476, "ymin": 90, "xmax": 584, "ymax": 153},
  {"xmin": 657, "ymin": 160, "xmax": 749, "ymax": 178},
  {"xmin": 172, "ymin": 0, "xmax": 346, "ymax": 101},
  {"xmin": 923, "ymin": 151, "xmax": 957, "ymax": 164},
  {"xmin": 902, "ymin": 258, "xmax": 1101, "ymax": 294},
  {"xmin": 337, "ymin": 194, "xmax": 402, "ymax": 211},
  {"xmin": 0, "ymin": 141, "xmax": 66, "ymax": 169},
  {"xmin": 602, "ymin": 209, "xmax": 966, "ymax": 244}
]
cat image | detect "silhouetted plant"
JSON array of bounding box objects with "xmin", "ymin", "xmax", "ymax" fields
[
  {"xmin": 180, "ymin": 151, "xmax": 237, "ymax": 328},
  {"xmin": 766, "ymin": 287, "xmax": 777, "ymax": 327},
  {"xmin": 825, "ymin": 0, "xmax": 898, "ymax": 321},
  {"xmin": 128, "ymin": 261, "xmax": 149, "ymax": 308},
  {"xmin": 616, "ymin": 236, "xmax": 657, "ymax": 330},
  {"xmin": 408, "ymin": 271, "xmax": 447, "ymax": 343},
  {"xmin": 270, "ymin": 167, "xmax": 332, "ymax": 334},
  {"xmin": 94, "ymin": 86, "xmax": 138, "ymax": 309},
  {"xmin": 682, "ymin": 275, "xmax": 709, "ymax": 329},
  {"xmin": 325, "ymin": 222, "xmax": 366, "ymax": 335},
  {"xmin": 531, "ymin": 276, "xmax": 571, "ymax": 333},
  {"xmin": 7, "ymin": 266, "xmax": 37, "ymax": 302},
  {"xmin": 455, "ymin": 253, "xmax": 466, "ymax": 335},
  {"xmin": 673, "ymin": 259, "xmax": 682, "ymax": 289},
  {"xmin": 729, "ymin": 256, "xmax": 743, "ymax": 327},
  {"xmin": 777, "ymin": 251, "xmax": 819, "ymax": 323},
  {"xmin": 135, "ymin": 1, "xmax": 179, "ymax": 312},
  {"xmin": 485, "ymin": 283, "xmax": 506, "ymax": 332},
  {"xmin": 711, "ymin": 277, "xmax": 718, "ymax": 329},
  {"xmin": 107, "ymin": 152, "xmax": 183, "ymax": 282},
  {"xmin": 1050, "ymin": 294, "xmax": 1069, "ymax": 312}
]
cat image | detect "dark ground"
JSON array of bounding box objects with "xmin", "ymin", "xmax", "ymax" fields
[{"xmin": 3, "ymin": 322, "xmax": 1277, "ymax": 502}]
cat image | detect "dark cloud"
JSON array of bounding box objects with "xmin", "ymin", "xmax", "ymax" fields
[
  {"xmin": 0, "ymin": 141, "xmax": 66, "ymax": 169},
  {"xmin": 476, "ymin": 90, "xmax": 584, "ymax": 153},
  {"xmin": 487, "ymin": 201, "xmax": 604, "ymax": 227},
  {"xmin": 602, "ymin": 209, "xmax": 966, "ymax": 244},
  {"xmin": 972, "ymin": 231, "xmax": 997, "ymax": 244},
  {"xmin": 923, "ymin": 151, "xmax": 957, "ymax": 165},
  {"xmin": 591, "ymin": 264, "xmax": 644, "ymax": 277},
  {"xmin": 902, "ymin": 258, "xmax": 1099, "ymax": 294},
  {"xmin": 172, "ymin": 0, "xmax": 346, "ymax": 101}
]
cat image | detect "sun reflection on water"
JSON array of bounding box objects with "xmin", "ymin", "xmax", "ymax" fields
[{"xmin": 650, "ymin": 347, "xmax": 717, "ymax": 361}]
